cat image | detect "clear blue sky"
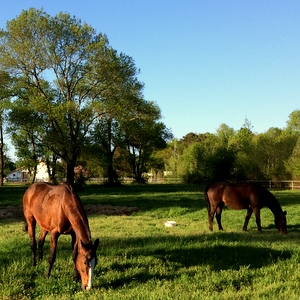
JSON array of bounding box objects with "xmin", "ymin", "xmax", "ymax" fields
[{"xmin": 1, "ymin": 0, "xmax": 300, "ymax": 141}]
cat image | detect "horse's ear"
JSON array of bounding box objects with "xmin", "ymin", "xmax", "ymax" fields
[
  {"xmin": 81, "ymin": 239, "xmax": 99, "ymax": 250},
  {"xmin": 94, "ymin": 238, "xmax": 100, "ymax": 250}
]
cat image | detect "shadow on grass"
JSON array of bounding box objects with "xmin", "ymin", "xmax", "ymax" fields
[
  {"xmin": 0, "ymin": 185, "xmax": 28, "ymax": 207},
  {"xmin": 280, "ymin": 223, "xmax": 300, "ymax": 232},
  {"xmin": 0, "ymin": 230, "xmax": 295, "ymax": 291},
  {"xmin": 96, "ymin": 232, "xmax": 294, "ymax": 289},
  {"xmin": 271, "ymin": 190, "xmax": 300, "ymax": 207},
  {"xmin": 80, "ymin": 184, "xmax": 206, "ymax": 211},
  {"xmin": 0, "ymin": 184, "xmax": 206, "ymax": 224}
]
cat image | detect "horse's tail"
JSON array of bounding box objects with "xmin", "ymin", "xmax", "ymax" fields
[
  {"xmin": 204, "ymin": 183, "xmax": 211, "ymax": 212},
  {"xmin": 22, "ymin": 192, "xmax": 28, "ymax": 232}
]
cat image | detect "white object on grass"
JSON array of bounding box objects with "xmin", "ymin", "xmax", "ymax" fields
[{"xmin": 164, "ymin": 221, "xmax": 177, "ymax": 227}]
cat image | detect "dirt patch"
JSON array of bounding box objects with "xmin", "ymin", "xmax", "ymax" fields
[
  {"xmin": 0, "ymin": 204, "xmax": 139, "ymax": 220},
  {"xmin": 85, "ymin": 204, "xmax": 139, "ymax": 216},
  {"xmin": 0, "ymin": 206, "xmax": 24, "ymax": 220}
]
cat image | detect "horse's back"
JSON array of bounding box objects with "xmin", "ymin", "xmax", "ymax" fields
[
  {"xmin": 206, "ymin": 182, "xmax": 262, "ymax": 210},
  {"xmin": 22, "ymin": 182, "xmax": 74, "ymax": 233},
  {"xmin": 223, "ymin": 183, "xmax": 255, "ymax": 209},
  {"xmin": 23, "ymin": 182, "xmax": 54, "ymax": 212}
]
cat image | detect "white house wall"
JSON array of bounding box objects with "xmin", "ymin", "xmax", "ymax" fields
[{"xmin": 35, "ymin": 162, "xmax": 50, "ymax": 182}]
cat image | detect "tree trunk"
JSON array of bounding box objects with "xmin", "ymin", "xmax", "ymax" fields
[
  {"xmin": 31, "ymin": 164, "xmax": 37, "ymax": 184},
  {"xmin": 46, "ymin": 156, "xmax": 58, "ymax": 184},
  {"xmin": 66, "ymin": 157, "xmax": 77, "ymax": 186},
  {"xmin": 106, "ymin": 147, "xmax": 119, "ymax": 186},
  {"xmin": 107, "ymin": 160, "xmax": 114, "ymax": 186}
]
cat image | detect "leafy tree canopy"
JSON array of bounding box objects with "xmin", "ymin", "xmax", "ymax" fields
[{"xmin": 0, "ymin": 8, "xmax": 152, "ymax": 185}]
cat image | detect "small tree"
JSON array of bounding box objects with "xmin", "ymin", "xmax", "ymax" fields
[{"xmin": 123, "ymin": 101, "xmax": 172, "ymax": 183}]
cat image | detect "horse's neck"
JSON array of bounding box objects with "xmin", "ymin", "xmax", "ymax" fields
[
  {"xmin": 266, "ymin": 197, "xmax": 282, "ymax": 216},
  {"xmin": 65, "ymin": 200, "xmax": 91, "ymax": 244},
  {"xmin": 73, "ymin": 218, "xmax": 91, "ymax": 244}
]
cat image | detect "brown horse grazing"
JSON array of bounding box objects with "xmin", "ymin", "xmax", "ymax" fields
[
  {"xmin": 22, "ymin": 182, "xmax": 99, "ymax": 290},
  {"xmin": 204, "ymin": 182, "xmax": 287, "ymax": 234}
]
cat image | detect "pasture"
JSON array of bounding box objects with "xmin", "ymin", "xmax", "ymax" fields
[{"xmin": 1, "ymin": 184, "xmax": 300, "ymax": 299}]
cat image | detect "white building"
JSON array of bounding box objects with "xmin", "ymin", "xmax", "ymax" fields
[
  {"xmin": 6, "ymin": 162, "xmax": 50, "ymax": 182},
  {"xmin": 6, "ymin": 168, "xmax": 29, "ymax": 182}
]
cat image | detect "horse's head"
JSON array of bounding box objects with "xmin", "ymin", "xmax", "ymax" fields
[
  {"xmin": 275, "ymin": 211, "xmax": 287, "ymax": 234},
  {"xmin": 76, "ymin": 238, "xmax": 100, "ymax": 290}
]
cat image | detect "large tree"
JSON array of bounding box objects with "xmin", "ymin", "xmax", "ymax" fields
[
  {"xmin": 0, "ymin": 71, "xmax": 13, "ymax": 186},
  {"xmin": 0, "ymin": 8, "xmax": 143, "ymax": 185},
  {"xmin": 90, "ymin": 53, "xmax": 144, "ymax": 185}
]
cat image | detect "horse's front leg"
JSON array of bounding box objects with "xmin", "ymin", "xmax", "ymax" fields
[
  {"xmin": 215, "ymin": 207, "xmax": 224, "ymax": 230},
  {"xmin": 71, "ymin": 232, "xmax": 80, "ymax": 282},
  {"xmin": 253, "ymin": 208, "xmax": 262, "ymax": 232},
  {"xmin": 38, "ymin": 230, "xmax": 48, "ymax": 261},
  {"xmin": 46, "ymin": 231, "xmax": 60, "ymax": 278},
  {"xmin": 243, "ymin": 207, "xmax": 253, "ymax": 231}
]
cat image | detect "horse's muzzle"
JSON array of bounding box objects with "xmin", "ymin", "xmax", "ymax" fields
[{"xmin": 82, "ymin": 284, "xmax": 91, "ymax": 290}]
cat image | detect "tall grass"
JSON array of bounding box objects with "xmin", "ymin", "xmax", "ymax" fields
[{"xmin": 1, "ymin": 184, "xmax": 300, "ymax": 299}]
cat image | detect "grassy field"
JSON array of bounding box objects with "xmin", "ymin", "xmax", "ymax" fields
[{"xmin": 1, "ymin": 184, "xmax": 300, "ymax": 299}]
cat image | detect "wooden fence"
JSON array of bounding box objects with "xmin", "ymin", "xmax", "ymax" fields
[
  {"xmin": 252, "ymin": 180, "xmax": 300, "ymax": 190},
  {"xmin": 87, "ymin": 178, "xmax": 300, "ymax": 190}
]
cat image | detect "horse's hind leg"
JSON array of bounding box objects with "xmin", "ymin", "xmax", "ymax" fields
[
  {"xmin": 215, "ymin": 206, "xmax": 224, "ymax": 230},
  {"xmin": 243, "ymin": 207, "xmax": 253, "ymax": 231},
  {"xmin": 25, "ymin": 215, "xmax": 37, "ymax": 266},
  {"xmin": 38, "ymin": 230, "xmax": 48, "ymax": 261},
  {"xmin": 46, "ymin": 231, "xmax": 60, "ymax": 278},
  {"xmin": 208, "ymin": 209, "xmax": 214, "ymax": 231}
]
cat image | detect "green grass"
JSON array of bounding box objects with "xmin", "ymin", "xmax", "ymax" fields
[{"xmin": 1, "ymin": 184, "xmax": 300, "ymax": 299}]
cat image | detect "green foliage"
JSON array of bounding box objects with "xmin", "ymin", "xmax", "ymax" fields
[
  {"xmin": 0, "ymin": 8, "xmax": 170, "ymax": 185},
  {"xmin": 285, "ymin": 137, "xmax": 300, "ymax": 179},
  {"xmin": 0, "ymin": 184, "xmax": 300, "ymax": 299},
  {"xmin": 168, "ymin": 117, "xmax": 300, "ymax": 183},
  {"xmin": 177, "ymin": 137, "xmax": 236, "ymax": 183},
  {"xmin": 2, "ymin": 8, "xmax": 300, "ymax": 186},
  {"xmin": 177, "ymin": 142, "xmax": 206, "ymax": 182},
  {"xmin": 286, "ymin": 110, "xmax": 300, "ymax": 133}
]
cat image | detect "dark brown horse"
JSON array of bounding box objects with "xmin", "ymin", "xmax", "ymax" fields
[
  {"xmin": 22, "ymin": 182, "xmax": 99, "ymax": 290},
  {"xmin": 204, "ymin": 182, "xmax": 287, "ymax": 233}
]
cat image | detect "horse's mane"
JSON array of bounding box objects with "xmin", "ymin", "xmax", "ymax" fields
[
  {"xmin": 60, "ymin": 182, "xmax": 83, "ymax": 206},
  {"xmin": 60, "ymin": 182, "xmax": 74, "ymax": 193},
  {"xmin": 59, "ymin": 182, "xmax": 91, "ymax": 242}
]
